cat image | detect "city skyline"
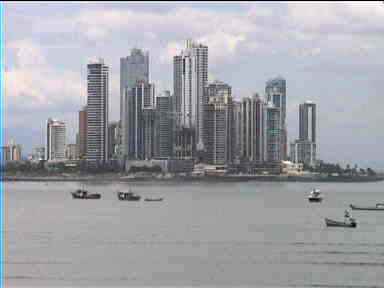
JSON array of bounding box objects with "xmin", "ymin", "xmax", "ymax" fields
[{"xmin": 4, "ymin": 2, "xmax": 384, "ymax": 168}]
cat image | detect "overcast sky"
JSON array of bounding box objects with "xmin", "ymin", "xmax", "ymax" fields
[{"xmin": 4, "ymin": 2, "xmax": 384, "ymax": 168}]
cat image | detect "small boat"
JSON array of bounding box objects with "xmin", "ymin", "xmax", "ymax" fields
[
  {"xmin": 144, "ymin": 198, "xmax": 164, "ymax": 202},
  {"xmin": 325, "ymin": 217, "xmax": 356, "ymax": 228},
  {"xmin": 117, "ymin": 191, "xmax": 141, "ymax": 201},
  {"xmin": 325, "ymin": 210, "xmax": 356, "ymax": 228},
  {"xmin": 308, "ymin": 188, "xmax": 322, "ymax": 202},
  {"xmin": 71, "ymin": 189, "xmax": 101, "ymax": 200},
  {"xmin": 350, "ymin": 203, "xmax": 384, "ymax": 211}
]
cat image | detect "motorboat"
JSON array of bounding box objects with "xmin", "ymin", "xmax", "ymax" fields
[
  {"xmin": 350, "ymin": 203, "xmax": 384, "ymax": 211},
  {"xmin": 308, "ymin": 188, "xmax": 322, "ymax": 202},
  {"xmin": 71, "ymin": 189, "xmax": 101, "ymax": 199},
  {"xmin": 117, "ymin": 191, "xmax": 141, "ymax": 201},
  {"xmin": 144, "ymin": 197, "xmax": 164, "ymax": 202}
]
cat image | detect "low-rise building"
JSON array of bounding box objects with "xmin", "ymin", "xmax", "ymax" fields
[{"xmin": 281, "ymin": 160, "xmax": 304, "ymax": 175}]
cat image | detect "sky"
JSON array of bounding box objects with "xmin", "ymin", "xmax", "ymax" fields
[{"xmin": 4, "ymin": 2, "xmax": 384, "ymax": 169}]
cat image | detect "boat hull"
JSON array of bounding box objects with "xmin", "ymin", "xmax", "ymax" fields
[
  {"xmin": 117, "ymin": 192, "xmax": 141, "ymax": 201},
  {"xmin": 325, "ymin": 218, "xmax": 356, "ymax": 228},
  {"xmin": 308, "ymin": 197, "xmax": 322, "ymax": 202},
  {"xmin": 350, "ymin": 204, "xmax": 384, "ymax": 211},
  {"xmin": 71, "ymin": 193, "xmax": 101, "ymax": 199},
  {"xmin": 144, "ymin": 198, "xmax": 163, "ymax": 202}
]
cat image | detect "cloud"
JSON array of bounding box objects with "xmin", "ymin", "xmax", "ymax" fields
[
  {"xmin": 5, "ymin": 39, "xmax": 84, "ymax": 148},
  {"xmin": 5, "ymin": 40, "xmax": 83, "ymax": 112},
  {"xmin": 198, "ymin": 32, "xmax": 246, "ymax": 64}
]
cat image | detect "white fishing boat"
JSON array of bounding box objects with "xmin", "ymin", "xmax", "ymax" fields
[{"xmin": 308, "ymin": 188, "xmax": 322, "ymax": 202}]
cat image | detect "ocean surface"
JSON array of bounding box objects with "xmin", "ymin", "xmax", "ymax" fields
[{"xmin": 3, "ymin": 181, "xmax": 384, "ymax": 287}]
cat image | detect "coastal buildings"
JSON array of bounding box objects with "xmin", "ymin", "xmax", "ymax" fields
[
  {"xmin": 126, "ymin": 81, "xmax": 156, "ymax": 160},
  {"xmin": 203, "ymin": 81, "xmax": 234, "ymax": 165},
  {"xmin": 16, "ymin": 37, "xmax": 323, "ymax": 174},
  {"xmin": 291, "ymin": 101, "xmax": 317, "ymax": 166},
  {"xmin": 31, "ymin": 146, "xmax": 45, "ymax": 161},
  {"xmin": 174, "ymin": 127, "xmax": 195, "ymax": 159},
  {"xmin": 290, "ymin": 140, "xmax": 316, "ymax": 166},
  {"xmin": 265, "ymin": 77, "xmax": 287, "ymax": 160},
  {"xmin": 299, "ymin": 101, "xmax": 316, "ymax": 143},
  {"xmin": 155, "ymin": 90, "xmax": 173, "ymax": 159},
  {"xmin": 143, "ymin": 108, "xmax": 157, "ymax": 160},
  {"xmin": 2, "ymin": 140, "xmax": 22, "ymax": 161},
  {"xmin": 46, "ymin": 118, "xmax": 66, "ymax": 161},
  {"xmin": 65, "ymin": 144, "xmax": 79, "ymax": 160},
  {"xmin": 173, "ymin": 39, "xmax": 208, "ymax": 156},
  {"xmin": 240, "ymin": 94, "xmax": 265, "ymax": 163},
  {"xmin": 78, "ymin": 106, "xmax": 87, "ymax": 159},
  {"xmin": 121, "ymin": 49, "xmax": 149, "ymax": 159},
  {"xmin": 232, "ymin": 101, "xmax": 242, "ymax": 163},
  {"xmin": 108, "ymin": 121, "xmax": 120, "ymax": 160},
  {"xmin": 86, "ymin": 59, "xmax": 109, "ymax": 164},
  {"xmin": 264, "ymin": 103, "xmax": 281, "ymax": 163}
]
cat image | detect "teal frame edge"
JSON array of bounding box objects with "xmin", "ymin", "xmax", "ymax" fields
[{"xmin": 0, "ymin": 2, "xmax": 3, "ymax": 287}]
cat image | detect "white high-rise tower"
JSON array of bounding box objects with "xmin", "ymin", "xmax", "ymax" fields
[
  {"xmin": 173, "ymin": 39, "xmax": 208, "ymax": 156},
  {"xmin": 46, "ymin": 118, "xmax": 66, "ymax": 161},
  {"xmin": 86, "ymin": 58, "xmax": 109, "ymax": 163}
]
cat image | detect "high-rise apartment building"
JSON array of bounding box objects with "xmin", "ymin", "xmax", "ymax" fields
[
  {"xmin": 143, "ymin": 108, "xmax": 157, "ymax": 160},
  {"xmin": 265, "ymin": 77, "xmax": 287, "ymax": 160},
  {"xmin": 46, "ymin": 118, "xmax": 66, "ymax": 161},
  {"xmin": 173, "ymin": 39, "xmax": 208, "ymax": 154},
  {"xmin": 240, "ymin": 94, "xmax": 265, "ymax": 163},
  {"xmin": 299, "ymin": 101, "xmax": 316, "ymax": 142},
  {"xmin": 291, "ymin": 101, "xmax": 317, "ymax": 166},
  {"xmin": 121, "ymin": 49, "xmax": 149, "ymax": 158},
  {"xmin": 264, "ymin": 103, "xmax": 281, "ymax": 163},
  {"xmin": 108, "ymin": 121, "xmax": 120, "ymax": 160},
  {"xmin": 78, "ymin": 106, "xmax": 87, "ymax": 159},
  {"xmin": 126, "ymin": 81, "xmax": 155, "ymax": 159},
  {"xmin": 232, "ymin": 100, "xmax": 242, "ymax": 163},
  {"xmin": 155, "ymin": 90, "xmax": 173, "ymax": 159},
  {"xmin": 86, "ymin": 59, "xmax": 109, "ymax": 163},
  {"xmin": 204, "ymin": 81, "xmax": 233, "ymax": 165}
]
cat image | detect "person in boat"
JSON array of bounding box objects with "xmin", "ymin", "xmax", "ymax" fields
[
  {"xmin": 344, "ymin": 210, "xmax": 350, "ymax": 218},
  {"xmin": 344, "ymin": 210, "xmax": 355, "ymax": 224}
]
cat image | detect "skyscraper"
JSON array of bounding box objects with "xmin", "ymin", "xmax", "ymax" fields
[
  {"xmin": 155, "ymin": 90, "xmax": 173, "ymax": 159},
  {"xmin": 291, "ymin": 101, "xmax": 317, "ymax": 166},
  {"xmin": 264, "ymin": 103, "xmax": 281, "ymax": 163},
  {"xmin": 121, "ymin": 49, "xmax": 149, "ymax": 158},
  {"xmin": 173, "ymin": 39, "xmax": 208, "ymax": 154},
  {"xmin": 108, "ymin": 121, "xmax": 120, "ymax": 160},
  {"xmin": 299, "ymin": 101, "xmax": 316, "ymax": 142},
  {"xmin": 265, "ymin": 77, "xmax": 287, "ymax": 160},
  {"xmin": 143, "ymin": 108, "xmax": 157, "ymax": 160},
  {"xmin": 126, "ymin": 81, "xmax": 155, "ymax": 160},
  {"xmin": 86, "ymin": 59, "xmax": 109, "ymax": 163},
  {"xmin": 204, "ymin": 81, "xmax": 233, "ymax": 165},
  {"xmin": 78, "ymin": 106, "xmax": 87, "ymax": 159},
  {"xmin": 240, "ymin": 94, "xmax": 265, "ymax": 163},
  {"xmin": 232, "ymin": 100, "xmax": 242, "ymax": 163},
  {"xmin": 46, "ymin": 118, "xmax": 66, "ymax": 161}
]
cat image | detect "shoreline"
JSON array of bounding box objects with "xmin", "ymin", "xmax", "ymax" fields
[{"xmin": 2, "ymin": 174, "xmax": 384, "ymax": 183}]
